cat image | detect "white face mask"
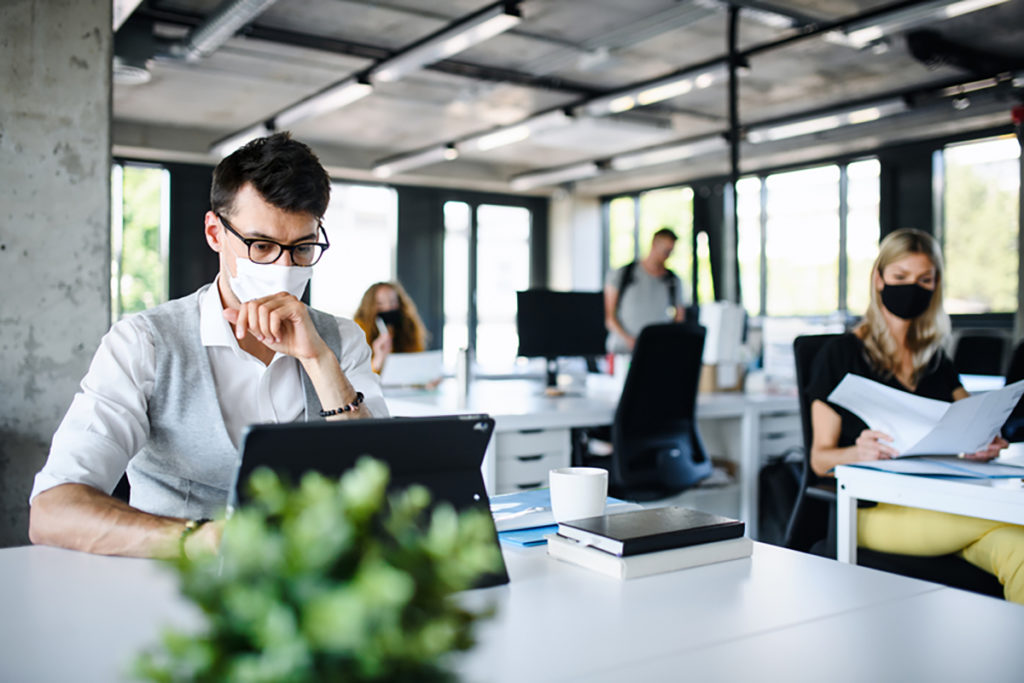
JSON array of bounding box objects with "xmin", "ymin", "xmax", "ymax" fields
[{"xmin": 228, "ymin": 258, "xmax": 313, "ymax": 303}]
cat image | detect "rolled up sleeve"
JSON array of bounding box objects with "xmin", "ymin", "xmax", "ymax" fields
[{"xmin": 30, "ymin": 317, "xmax": 154, "ymax": 502}]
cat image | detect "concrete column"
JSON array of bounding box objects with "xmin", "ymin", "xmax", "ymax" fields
[{"xmin": 0, "ymin": 0, "xmax": 112, "ymax": 546}]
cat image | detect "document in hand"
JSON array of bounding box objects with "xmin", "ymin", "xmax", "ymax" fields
[{"xmin": 827, "ymin": 374, "xmax": 1024, "ymax": 456}]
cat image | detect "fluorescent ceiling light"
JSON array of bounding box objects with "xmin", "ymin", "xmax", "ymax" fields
[
  {"xmin": 458, "ymin": 109, "xmax": 574, "ymax": 152},
  {"xmin": 509, "ymin": 162, "xmax": 601, "ymax": 191},
  {"xmin": 273, "ymin": 78, "xmax": 373, "ymax": 128},
  {"xmin": 210, "ymin": 122, "xmax": 272, "ymax": 157},
  {"xmin": 579, "ymin": 63, "xmax": 728, "ymax": 117},
  {"xmin": 371, "ymin": 3, "xmax": 521, "ymax": 84},
  {"xmin": 373, "ymin": 145, "xmax": 459, "ymax": 179},
  {"xmin": 826, "ymin": 0, "xmax": 1011, "ymax": 49},
  {"xmin": 747, "ymin": 99, "xmax": 907, "ymax": 143},
  {"xmin": 609, "ymin": 135, "xmax": 727, "ymax": 171}
]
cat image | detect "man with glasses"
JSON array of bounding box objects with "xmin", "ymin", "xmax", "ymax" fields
[{"xmin": 28, "ymin": 133, "xmax": 386, "ymax": 558}]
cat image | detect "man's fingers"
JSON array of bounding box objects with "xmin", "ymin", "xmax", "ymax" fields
[{"xmin": 235, "ymin": 303, "xmax": 249, "ymax": 340}]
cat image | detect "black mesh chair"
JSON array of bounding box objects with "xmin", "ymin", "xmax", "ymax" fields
[
  {"xmin": 1003, "ymin": 340, "xmax": 1024, "ymax": 441},
  {"xmin": 784, "ymin": 334, "xmax": 1003, "ymax": 597},
  {"xmin": 579, "ymin": 323, "xmax": 712, "ymax": 501},
  {"xmin": 952, "ymin": 328, "xmax": 1011, "ymax": 377}
]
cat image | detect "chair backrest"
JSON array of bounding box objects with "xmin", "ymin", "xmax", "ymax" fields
[
  {"xmin": 610, "ymin": 322, "xmax": 710, "ymax": 495},
  {"xmin": 783, "ymin": 333, "xmax": 840, "ymax": 552},
  {"xmin": 952, "ymin": 328, "xmax": 1011, "ymax": 376},
  {"xmin": 792, "ymin": 334, "xmax": 840, "ymax": 467}
]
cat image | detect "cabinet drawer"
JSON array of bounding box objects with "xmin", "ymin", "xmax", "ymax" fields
[
  {"xmin": 495, "ymin": 451, "xmax": 569, "ymax": 492},
  {"xmin": 494, "ymin": 428, "xmax": 571, "ymax": 460},
  {"xmin": 760, "ymin": 432, "xmax": 804, "ymax": 458},
  {"xmin": 760, "ymin": 412, "xmax": 802, "ymax": 437}
]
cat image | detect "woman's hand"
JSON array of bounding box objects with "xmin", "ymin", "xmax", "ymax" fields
[
  {"xmin": 852, "ymin": 429, "xmax": 899, "ymax": 461},
  {"xmin": 962, "ymin": 435, "xmax": 1008, "ymax": 461},
  {"xmin": 371, "ymin": 329, "xmax": 393, "ymax": 373}
]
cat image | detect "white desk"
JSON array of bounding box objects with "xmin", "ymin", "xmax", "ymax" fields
[
  {"xmin": 835, "ymin": 464, "xmax": 1024, "ymax": 564},
  {"xmin": 3, "ymin": 543, "xmax": 1022, "ymax": 682},
  {"xmin": 386, "ymin": 376, "xmax": 800, "ymax": 538}
]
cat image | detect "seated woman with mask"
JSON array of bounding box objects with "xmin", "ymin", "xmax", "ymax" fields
[
  {"xmin": 353, "ymin": 281, "xmax": 428, "ymax": 374},
  {"xmin": 808, "ymin": 228, "xmax": 1024, "ymax": 603}
]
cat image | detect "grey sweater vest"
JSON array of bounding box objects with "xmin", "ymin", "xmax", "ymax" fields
[{"xmin": 126, "ymin": 285, "xmax": 342, "ymax": 519}]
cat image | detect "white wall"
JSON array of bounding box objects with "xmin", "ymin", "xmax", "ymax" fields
[
  {"xmin": 0, "ymin": 0, "xmax": 112, "ymax": 546},
  {"xmin": 548, "ymin": 191, "xmax": 603, "ymax": 292}
]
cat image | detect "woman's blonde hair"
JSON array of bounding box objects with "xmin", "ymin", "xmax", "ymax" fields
[
  {"xmin": 854, "ymin": 228, "xmax": 950, "ymax": 382},
  {"xmin": 353, "ymin": 281, "xmax": 428, "ymax": 353}
]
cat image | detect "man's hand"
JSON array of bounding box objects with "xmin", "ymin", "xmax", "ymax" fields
[
  {"xmin": 223, "ymin": 292, "xmax": 327, "ymax": 360},
  {"xmin": 182, "ymin": 519, "xmax": 223, "ymax": 559}
]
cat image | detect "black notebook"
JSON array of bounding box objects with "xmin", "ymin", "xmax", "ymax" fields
[{"xmin": 557, "ymin": 506, "xmax": 745, "ymax": 557}]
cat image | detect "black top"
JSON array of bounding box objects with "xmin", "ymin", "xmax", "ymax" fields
[{"xmin": 807, "ymin": 332, "xmax": 962, "ymax": 448}]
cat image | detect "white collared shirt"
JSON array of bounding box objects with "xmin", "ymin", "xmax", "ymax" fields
[{"xmin": 30, "ymin": 279, "xmax": 387, "ymax": 502}]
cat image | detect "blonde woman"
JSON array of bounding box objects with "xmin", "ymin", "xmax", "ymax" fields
[
  {"xmin": 808, "ymin": 228, "xmax": 1023, "ymax": 602},
  {"xmin": 353, "ymin": 281, "xmax": 428, "ymax": 374}
]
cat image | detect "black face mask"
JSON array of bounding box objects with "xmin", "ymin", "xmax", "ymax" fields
[
  {"xmin": 377, "ymin": 309, "xmax": 403, "ymax": 327},
  {"xmin": 880, "ymin": 283, "xmax": 933, "ymax": 320}
]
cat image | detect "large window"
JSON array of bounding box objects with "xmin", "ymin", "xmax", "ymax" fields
[
  {"xmin": 111, "ymin": 162, "xmax": 169, "ymax": 321},
  {"xmin": 941, "ymin": 135, "xmax": 1020, "ymax": 314},
  {"xmin": 764, "ymin": 165, "xmax": 841, "ymax": 316},
  {"xmin": 443, "ymin": 201, "xmax": 532, "ymax": 372},
  {"xmin": 310, "ymin": 183, "xmax": 397, "ymax": 318},
  {"xmin": 605, "ymin": 185, "xmax": 705, "ymax": 304},
  {"xmin": 736, "ymin": 158, "xmax": 880, "ymax": 318}
]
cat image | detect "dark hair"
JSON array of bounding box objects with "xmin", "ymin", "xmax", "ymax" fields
[
  {"xmin": 210, "ymin": 132, "xmax": 330, "ymax": 218},
  {"xmin": 652, "ymin": 227, "xmax": 678, "ymax": 242}
]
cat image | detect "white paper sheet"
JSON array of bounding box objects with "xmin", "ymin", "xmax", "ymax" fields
[
  {"xmin": 848, "ymin": 456, "xmax": 1024, "ymax": 478},
  {"xmin": 827, "ymin": 374, "xmax": 1024, "ymax": 456}
]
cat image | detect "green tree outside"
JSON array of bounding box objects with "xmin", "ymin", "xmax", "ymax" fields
[
  {"xmin": 943, "ymin": 143, "xmax": 1019, "ymax": 313},
  {"xmin": 114, "ymin": 165, "xmax": 167, "ymax": 317}
]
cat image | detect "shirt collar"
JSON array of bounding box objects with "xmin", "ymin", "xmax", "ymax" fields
[{"xmin": 199, "ymin": 275, "xmax": 239, "ymax": 350}]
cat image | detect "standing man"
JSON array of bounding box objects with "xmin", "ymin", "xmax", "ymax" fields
[
  {"xmin": 604, "ymin": 227, "xmax": 688, "ymax": 352},
  {"xmin": 29, "ymin": 132, "xmax": 387, "ymax": 559}
]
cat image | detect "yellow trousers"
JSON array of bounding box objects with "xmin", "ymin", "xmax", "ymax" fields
[{"xmin": 858, "ymin": 503, "xmax": 1024, "ymax": 604}]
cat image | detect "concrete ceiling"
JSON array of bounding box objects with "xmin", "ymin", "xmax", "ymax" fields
[{"xmin": 113, "ymin": 0, "xmax": 1024, "ymax": 196}]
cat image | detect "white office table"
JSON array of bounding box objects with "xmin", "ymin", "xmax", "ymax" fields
[
  {"xmin": 2, "ymin": 543, "xmax": 1022, "ymax": 682},
  {"xmin": 835, "ymin": 464, "xmax": 1024, "ymax": 564},
  {"xmin": 386, "ymin": 376, "xmax": 800, "ymax": 538}
]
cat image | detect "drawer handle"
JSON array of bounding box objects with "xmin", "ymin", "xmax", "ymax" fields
[
  {"xmin": 517, "ymin": 429, "xmax": 545, "ymax": 435},
  {"xmin": 516, "ymin": 482, "xmax": 544, "ymax": 490},
  {"xmin": 516, "ymin": 454, "xmax": 544, "ymax": 462}
]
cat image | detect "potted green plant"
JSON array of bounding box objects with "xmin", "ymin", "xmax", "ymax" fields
[{"xmin": 135, "ymin": 457, "xmax": 503, "ymax": 682}]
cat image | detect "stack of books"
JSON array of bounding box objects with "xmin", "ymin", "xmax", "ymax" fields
[{"xmin": 546, "ymin": 505, "xmax": 752, "ymax": 579}]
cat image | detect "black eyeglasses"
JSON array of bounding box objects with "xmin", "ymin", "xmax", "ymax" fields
[{"xmin": 216, "ymin": 212, "xmax": 330, "ymax": 267}]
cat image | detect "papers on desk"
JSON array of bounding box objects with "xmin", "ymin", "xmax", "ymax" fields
[
  {"xmin": 848, "ymin": 456, "xmax": 1024, "ymax": 478},
  {"xmin": 827, "ymin": 374, "xmax": 1024, "ymax": 456}
]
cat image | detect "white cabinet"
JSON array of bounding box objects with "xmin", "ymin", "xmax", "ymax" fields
[{"xmin": 493, "ymin": 428, "xmax": 572, "ymax": 493}]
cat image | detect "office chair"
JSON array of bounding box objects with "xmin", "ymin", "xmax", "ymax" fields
[
  {"xmin": 598, "ymin": 322, "xmax": 712, "ymax": 501},
  {"xmin": 952, "ymin": 328, "xmax": 1011, "ymax": 377},
  {"xmin": 1003, "ymin": 339, "xmax": 1024, "ymax": 441},
  {"xmin": 783, "ymin": 334, "xmax": 1003, "ymax": 598}
]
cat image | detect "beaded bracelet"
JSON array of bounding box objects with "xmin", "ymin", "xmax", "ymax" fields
[{"xmin": 319, "ymin": 391, "xmax": 365, "ymax": 417}]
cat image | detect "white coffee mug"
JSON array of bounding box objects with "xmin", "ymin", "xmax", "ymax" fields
[{"xmin": 549, "ymin": 467, "xmax": 608, "ymax": 523}]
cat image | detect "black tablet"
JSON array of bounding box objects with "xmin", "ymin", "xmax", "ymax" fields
[{"xmin": 232, "ymin": 414, "xmax": 509, "ymax": 587}]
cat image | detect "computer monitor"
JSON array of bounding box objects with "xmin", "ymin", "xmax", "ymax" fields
[{"xmin": 516, "ymin": 289, "xmax": 606, "ymax": 393}]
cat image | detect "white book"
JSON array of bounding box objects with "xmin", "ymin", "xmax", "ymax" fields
[{"xmin": 546, "ymin": 533, "xmax": 752, "ymax": 580}]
